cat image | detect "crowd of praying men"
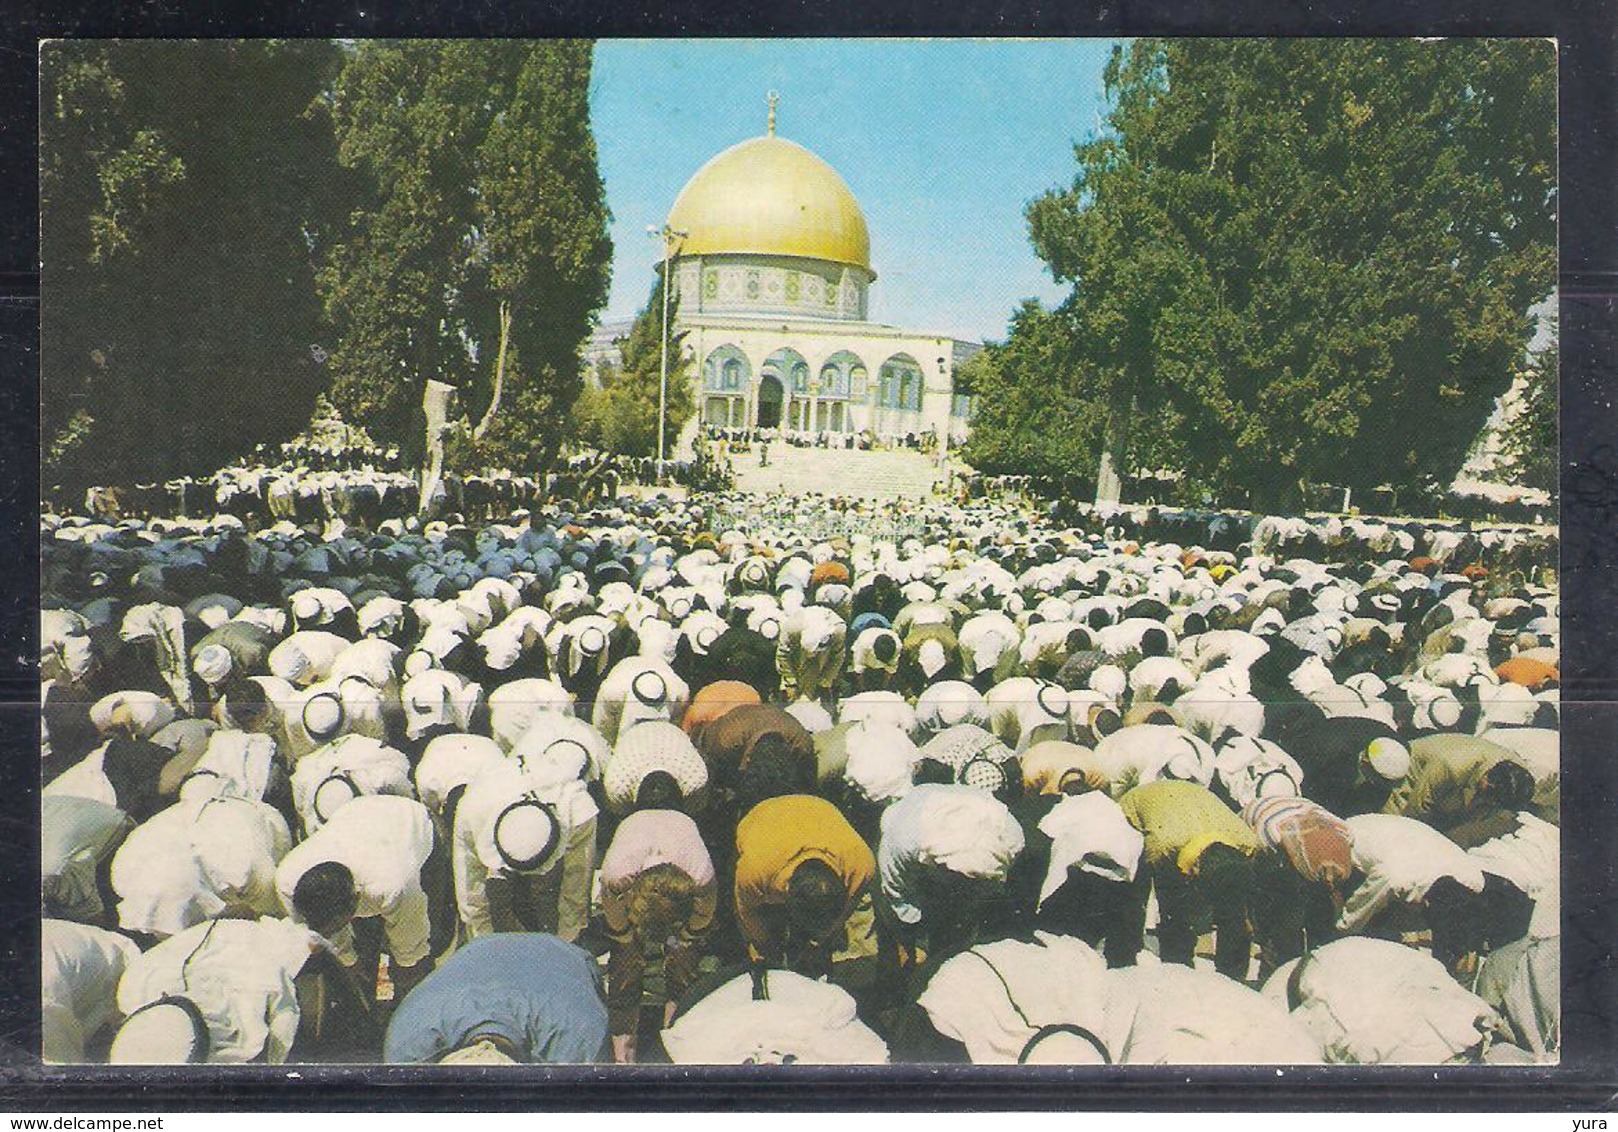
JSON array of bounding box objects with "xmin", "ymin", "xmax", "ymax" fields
[{"xmin": 40, "ymin": 487, "xmax": 1561, "ymax": 1066}]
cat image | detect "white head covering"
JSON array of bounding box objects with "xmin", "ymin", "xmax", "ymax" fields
[
  {"xmin": 312, "ymin": 774, "xmax": 361, "ymax": 824},
  {"xmin": 193, "ymin": 644, "xmax": 234, "ymax": 686},
  {"xmin": 491, "ymin": 800, "xmax": 562, "ymax": 873},
  {"xmin": 1365, "ymin": 737, "xmax": 1411, "ymax": 781},
  {"xmin": 108, "ymin": 999, "xmax": 208, "ymax": 1064},
  {"xmin": 783, "ymin": 699, "xmax": 836, "ymax": 734},
  {"xmin": 301, "ymin": 692, "xmax": 345, "ymax": 744},
  {"xmin": 290, "ymin": 591, "xmax": 323, "ymax": 624},
  {"xmin": 843, "ymin": 720, "xmax": 918, "ymax": 803},
  {"xmin": 1037, "ymin": 792, "xmax": 1144, "ymax": 908},
  {"xmin": 662, "ymin": 970, "xmax": 890, "ymax": 1065}
]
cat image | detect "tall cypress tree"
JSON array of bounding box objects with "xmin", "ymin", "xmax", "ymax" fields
[{"xmin": 320, "ymin": 40, "xmax": 612, "ymax": 471}]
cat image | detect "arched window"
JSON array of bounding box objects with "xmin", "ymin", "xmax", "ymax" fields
[
  {"xmin": 791, "ymin": 362, "xmax": 810, "ymax": 396},
  {"xmin": 878, "ymin": 354, "xmax": 924, "ymax": 411},
  {"xmin": 704, "ymin": 345, "xmax": 750, "ymax": 393},
  {"xmin": 818, "ymin": 351, "xmax": 861, "ymax": 400}
]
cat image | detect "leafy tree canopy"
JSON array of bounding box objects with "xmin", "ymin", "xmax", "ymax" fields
[
  {"xmin": 320, "ymin": 40, "xmax": 612, "ymax": 473},
  {"xmin": 1502, "ymin": 322, "xmax": 1558, "ymax": 496},
  {"xmin": 571, "ymin": 274, "xmax": 695, "ymax": 459},
  {"xmin": 41, "ymin": 39, "xmax": 349, "ymax": 497},
  {"xmin": 969, "ymin": 38, "xmax": 1556, "ymax": 510}
]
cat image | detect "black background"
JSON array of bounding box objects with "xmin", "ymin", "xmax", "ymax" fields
[{"xmin": 1, "ymin": 0, "xmax": 1615, "ymax": 1110}]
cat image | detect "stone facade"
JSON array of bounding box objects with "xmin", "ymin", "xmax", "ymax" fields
[{"xmin": 676, "ymin": 300, "xmax": 979, "ymax": 452}]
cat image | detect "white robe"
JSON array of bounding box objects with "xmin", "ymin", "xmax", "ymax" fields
[
  {"xmin": 113, "ymin": 797, "xmax": 292, "ymax": 938},
  {"xmin": 917, "ymin": 932, "xmax": 1111, "ymax": 1063},
  {"xmin": 43, "ymin": 919, "xmax": 141, "ymax": 1063},
  {"xmin": 275, "ymin": 795, "xmax": 435, "ymax": 967},
  {"xmin": 451, "ymin": 762, "xmax": 597, "ymax": 943},
  {"xmin": 662, "ymin": 969, "xmax": 890, "ymax": 1064},
  {"xmin": 117, "ymin": 916, "xmax": 318, "ymax": 1064},
  {"xmin": 1339, "ymin": 814, "xmax": 1486, "ymax": 934},
  {"xmin": 1262, "ymin": 937, "xmax": 1502, "ymax": 1064}
]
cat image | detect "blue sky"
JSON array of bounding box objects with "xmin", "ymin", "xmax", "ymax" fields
[{"xmin": 591, "ymin": 39, "xmax": 1121, "ymax": 342}]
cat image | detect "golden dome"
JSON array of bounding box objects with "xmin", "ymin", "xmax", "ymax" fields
[{"xmin": 666, "ymin": 135, "xmax": 873, "ymax": 275}]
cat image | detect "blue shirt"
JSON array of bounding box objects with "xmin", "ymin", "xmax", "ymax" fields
[{"xmin": 382, "ymin": 934, "xmax": 608, "ymax": 1064}]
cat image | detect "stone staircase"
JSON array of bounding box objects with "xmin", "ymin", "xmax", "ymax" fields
[{"xmin": 729, "ymin": 443, "xmax": 948, "ymax": 500}]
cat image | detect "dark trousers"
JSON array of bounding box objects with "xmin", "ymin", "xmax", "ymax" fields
[
  {"xmin": 1036, "ymin": 867, "xmax": 1152, "ymax": 968},
  {"xmin": 605, "ymin": 934, "xmax": 703, "ymax": 1035},
  {"xmin": 486, "ymin": 870, "xmax": 563, "ymax": 934},
  {"xmin": 1151, "ymin": 863, "xmax": 1253, "ymax": 981},
  {"xmin": 1248, "ymin": 857, "xmax": 1339, "ymax": 973}
]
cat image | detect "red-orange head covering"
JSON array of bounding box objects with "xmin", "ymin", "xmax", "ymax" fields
[
  {"xmin": 680, "ymin": 679, "xmax": 763, "ymax": 735},
  {"xmin": 809, "ymin": 561, "xmax": 851, "ymax": 588}
]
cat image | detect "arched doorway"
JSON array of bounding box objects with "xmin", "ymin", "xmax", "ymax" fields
[
  {"xmin": 757, "ymin": 374, "xmax": 784, "ymax": 429},
  {"xmin": 761, "ymin": 348, "xmax": 807, "ymax": 431}
]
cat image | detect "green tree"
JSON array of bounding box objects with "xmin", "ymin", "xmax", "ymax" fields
[
  {"xmin": 961, "ymin": 302, "xmax": 1109, "ymax": 481},
  {"xmin": 320, "ymin": 40, "xmax": 612, "ymax": 472},
  {"xmin": 570, "ymin": 274, "xmax": 695, "ymax": 458},
  {"xmin": 975, "ymin": 39, "xmax": 1556, "ymax": 510},
  {"xmin": 40, "ymin": 40, "xmax": 348, "ymax": 497}
]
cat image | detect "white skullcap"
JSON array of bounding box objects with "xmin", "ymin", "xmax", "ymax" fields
[
  {"xmin": 194, "ymin": 602, "xmax": 234, "ymax": 632},
  {"xmin": 577, "ymin": 624, "xmax": 608, "ymax": 656},
  {"xmin": 1365, "ymin": 737, "xmax": 1411, "ymax": 781},
  {"xmin": 784, "ymin": 699, "xmax": 835, "ymax": 734},
  {"xmin": 358, "ymin": 596, "xmax": 407, "ymax": 636},
  {"xmin": 269, "ymin": 644, "xmax": 311, "ymax": 684},
  {"xmin": 313, "ymin": 774, "xmax": 360, "ymax": 823},
  {"xmin": 1254, "ymin": 766, "xmax": 1300, "ymax": 799},
  {"xmin": 631, "ymin": 669, "xmax": 668, "ymax": 706},
  {"xmin": 492, "ymin": 800, "xmax": 561, "ymax": 873},
  {"xmin": 302, "ymin": 692, "xmax": 344, "ymax": 741},
  {"xmin": 480, "ymin": 627, "xmax": 522, "ymax": 671},
  {"xmin": 108, "ymin": 1000, "xmax": 207, "ymax": 1065},
  {"xmin": 291, "ymin": 591, "xmax": 323, "ymax": 622},
  {"xmin": 1162, "ymin": 745, "xmax": 1205, "ymax": 783},
  {"xmin": 917, "ymin": 638, "xmax": 948, "ymax": 679},
  {"xmin": 193, "ymin": 644, "xmax": 234, "ymax": 686},
  {"xmin": 1035, "ymin": 683, "xmax": 1069, "ymax": 721},
  {"xmin": 1428, "ymin": 693, "xmax": 1462, "ymax": 729},
  {"xmin": 1090, "ymin": 665, "xmax": 1128, "ymax": 701},
  {"xmin": 1019, "ymin": 1028, "xmax": 1109, "ymax": 1065},
  {"xmin": 438, "ymin": 1038, "xmax": 518, "ymax": 1065}
]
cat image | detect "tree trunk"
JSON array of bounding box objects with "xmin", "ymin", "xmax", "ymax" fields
[
  {"xmin": 1095, "ymin": 395, "xmax": 1135, "ymax": 505},
  {"xmin": 473, "ymin": 300, "xmax": 512, "ymax": 441}
]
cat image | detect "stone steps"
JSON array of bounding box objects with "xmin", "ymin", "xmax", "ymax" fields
[{"xmin": 728, "ymin": 444, "xmax": 947, "ymax": 499}]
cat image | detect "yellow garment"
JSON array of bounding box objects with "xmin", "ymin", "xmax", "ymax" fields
[
  {"xmin": 734, "ymin": 794, "xmax": 875, "ymax": 953},
  {"xmin": 1117, "ymin": 780, "xmax": 1259, "ymax": 873}
]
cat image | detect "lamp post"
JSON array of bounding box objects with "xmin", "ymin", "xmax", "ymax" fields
[{"xmin": 647, "ymin": 224, "xmax": 688, "ymax": 484}]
